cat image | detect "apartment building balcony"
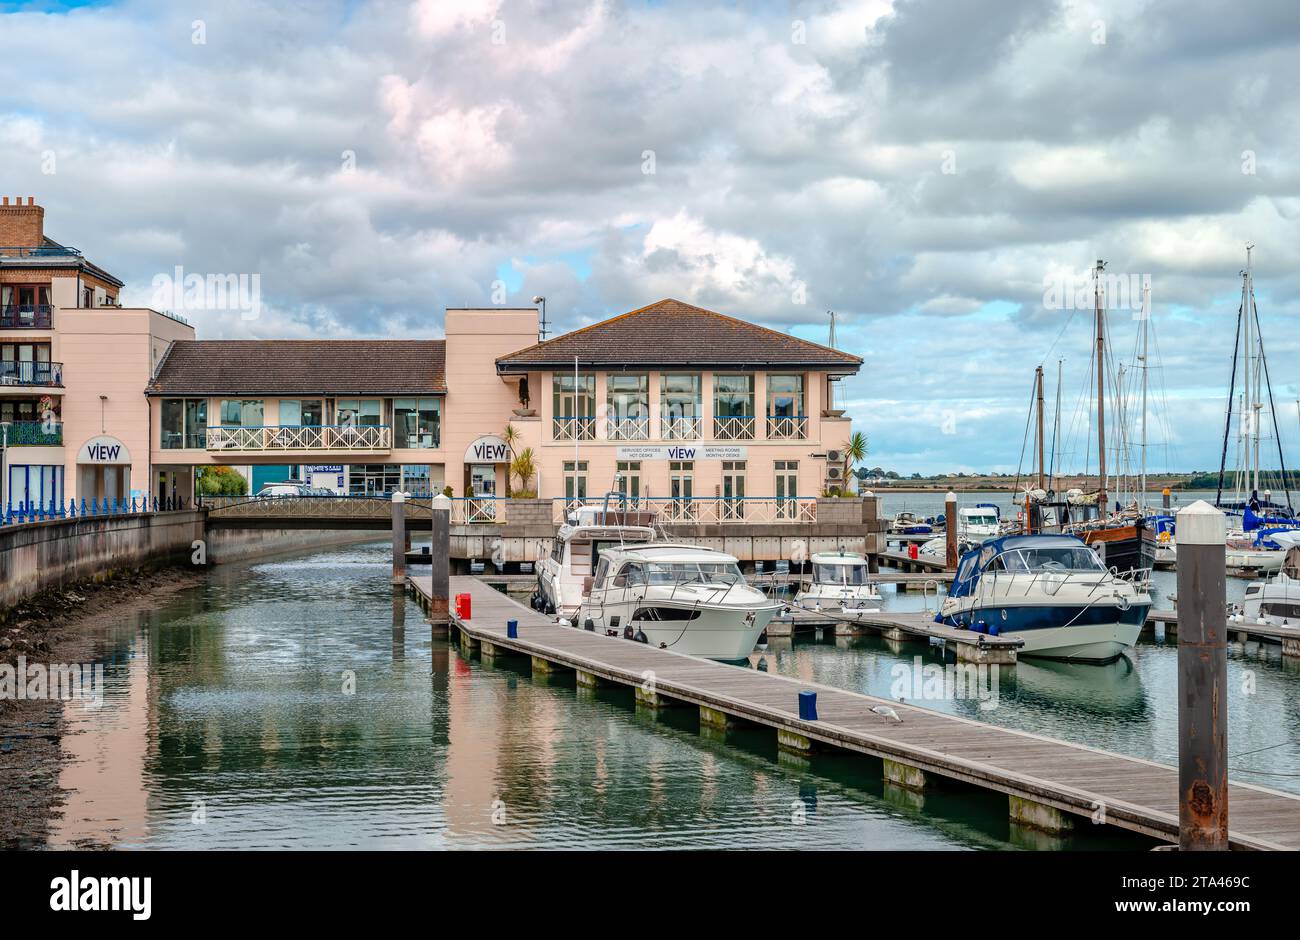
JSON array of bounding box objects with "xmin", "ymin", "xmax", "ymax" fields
[
  {"xmin": 660, "ymin": 415, "xmax": 702, "ymax": 440},
  {"xmin": 206, "ymin": 424, "xmax": 392, "ymax": 453},
  {"xmin": 0, "ymin": 305, "xmax": 53, "ymax": 330},
  {"xmin": 553, "ymin": 415, "xmax": 596, "ymax": 441},
  {"xmin": 605, "ymin": 415, "xmax": 650, "ymax": 441},
  {"xmin": 713, "ymin": 414, "xmax": 755, "ymax": 441},
  {"xmin": 3, "ymin": 420, "xmax": 62, "ymax": 446},
  {"xmin": 766, "ymin": 414, "xmax": 808, "ymax": 440},
  {"xmin": 0, "ymin": 360, "xmax": 62, "ymax": 388}
]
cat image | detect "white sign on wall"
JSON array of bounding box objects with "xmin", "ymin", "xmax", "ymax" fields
[
  {"xmin": 615, "ymin": 445, "xmax": 748, "ymax": 461},
  {"xmin": 77, "ymin": 435, "xmax": 132, "ymax": 465},
  {"xmin": 464, "ymin": 435, "xmax": 511, "ymax": 463}
]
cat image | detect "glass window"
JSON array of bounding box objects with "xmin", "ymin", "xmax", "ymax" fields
[
  {"xmin": 563, "ymin": 459, "xmax": 588, "ymax": 503},
  {"xmin": 553, "ymin": 373, "xmax": 595, "ymax": 417},
  {"xmin": 280, "ymin": 399, "xmax": 323, "ymax": 426},
  {"xmin": 337, "ymin": 399, "xmax": 381, "ymax": 427},
  {"xmin": 394, "ymin": 397, "xmax": 441, "ymax": 448},
  {"xmin": 162, "ymin": 398, "xmax": 206, "ymax": 448},
  {"xmin": 766, "ymin": 374, "xmax": 804, "ymax": 417},
  {"xmin": 713, "ymin": 374, "xmax": 754, "ymax": 417},
  {"xmin": 347, "ymin": 463, "xmax": 401, "ymax": 495},
  {"xmin": 220, "ymin": 399, "xmax": 264, "ymax": 427},
  {"xmin": 606, "ymin": 374, "xmax": 648, "ymax": 418},
  {"xmin": 661, "ymin": 374, "xmax": 701, "ymax": 418}
]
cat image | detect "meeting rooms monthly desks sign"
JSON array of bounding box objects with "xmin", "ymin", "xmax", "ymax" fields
[{"xmin": 614, "ymin": 445, "xmax": 748, "ymax": 461}]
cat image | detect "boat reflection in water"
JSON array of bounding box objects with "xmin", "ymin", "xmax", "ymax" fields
[{"xmin": 1003, "ymin": 655, "xmax": 1149, "ymax": 721}]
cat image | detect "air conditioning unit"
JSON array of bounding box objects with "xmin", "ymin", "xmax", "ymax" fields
[
  {"xmin": 825, "ymin": 449, "xmax": 843, "ymax": 464},
  {"xmin": 826, "ymin": 466, "xmax": 844, "ymax": 481}
]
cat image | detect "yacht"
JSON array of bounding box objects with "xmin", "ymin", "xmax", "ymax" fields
[
  {"xmin": 533, "ymin": 504, "xmax": 657, "ymax": 619},
  {"xmin": 937, "ymin": 534, "xmax": 1152, "ymax": 663},
  {"xmin": 888, "ymin": 511, "xmax": 933, "ymax": 535},
  {"xmin": 1238, "ymin": 532, "xmax": 1300, "ymax": 626},
  {"xmin": 577, "ymin": 544, "xmax": 782, "ymax": 661},
  {"xmin": 793, "ymin": 551, "xmax": 882, "ymax": 613},
  {"xmin": 957, "ymin": 505, "xmax": 1001, "ymax": 540}
]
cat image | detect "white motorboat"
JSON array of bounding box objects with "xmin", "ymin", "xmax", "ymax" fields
[
  {"xmin": 1225, "ymin": 529, "xmax": 1288, "ymax": 574},
  {"xmin": 887, "ymin": 511, "xmax": 932, "ymax": 535},
  {"xmin": 533, "ymin": 504, "xmax": 657, "ymax": 620},
  {"xmin": 1238, "ymin": 532, "xmax": 1300, "ymax": 627},
  {"xmin": 793, "ymin": 551, "xmax": 882, "ymax": 613},
  {"xmin": 938, "ymin": 534, "xmax": 1152, "ymax": 663},
  {"xmin": 957, "ymin": 506, "xmax": 1001, "ymax": 540},
  {"xmin": 577, "ymin": 544, "xmax": 782, "ymax": 660}
]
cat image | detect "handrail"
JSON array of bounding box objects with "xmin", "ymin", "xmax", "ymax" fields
[
  {"xmin": 0, "ymin": 360, "xmax": 63, "ymax": 386},
  {"xmin": 206, "ymin": 424, "xmax": 393, "ymax": 451}
]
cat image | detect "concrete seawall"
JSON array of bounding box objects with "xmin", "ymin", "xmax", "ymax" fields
[
  {"xmin": 204, "ymin": 526, "xmax": 380, "ymax": 565},
  {"xmin": 0, "ymin": 511, "xmax": 205, "ymax": 610}
]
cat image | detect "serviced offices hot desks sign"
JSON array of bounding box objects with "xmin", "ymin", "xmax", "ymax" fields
[{"xmin": 614, "ymin": 445, "xmax": 748, "ymax": 461}]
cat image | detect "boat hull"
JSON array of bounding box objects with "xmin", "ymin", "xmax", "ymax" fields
[
  {"xmin": 620, "ymin": 603, "xmax": 781, "ymax": 661},
  {"xmin": 944, "ymin": 601, "xmax": 1149, "ymax": 663},
  {"xmin": 1081, "ymin": 525, "xmax": 1157, "ymax": 575}
]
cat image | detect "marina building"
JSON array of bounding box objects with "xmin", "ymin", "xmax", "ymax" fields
[{"xmin": 2, "ymin": 200, "xmax": 864, "ymax": 510}]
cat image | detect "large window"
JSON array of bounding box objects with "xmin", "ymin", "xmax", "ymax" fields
[
  {"xmin": 348, "ymin": 464, "xmax": 401, "ymax": 495},
  {"xmin": 161, "ymin": 398, "xmax": 208, "ymax": 449},
  {"xmin": 661, "ymin": 374, "xmax": 701, "ymax": 439},
  {"xmin": 563, "ymin": 460, "xmax": 588, "ymax": 504},
  {"xmin": 219, "ymin": 399, "xmax": 264, "ymax": 427},
  {"xmin": 606, "ymin": 374, "xmax": 648, "ymax": 440},
  {"xmin": 279, "ymin": 399, "xmax": 324, "ymax": 426},
  {"xmin": 7, "ymin": 464, "xmax": 63, "ymax": 509},
  {"xmin": 337, "ymin": 399, "xmax": 382, "ymax": 427},
  {"xmin": 553, "ymin": 374, "xmax": 595, "ymax": 441},
  {"xmin": 394, "ymin": 397, "xmax": 441, "ymax": 448},
  {"xmin": 766, "ymin": 374, "xmax": 806, "ymax": 439},
  {"xmin": 1, "ymin": 343, "xmax": 55, "ymax": 385},
  {"xmin": 713, "ymin": 374, "xmax": 754, "ymax": 440},
  {"xmin": 615, "ymin": 460, "xmax": 642, "ymax": 501}
]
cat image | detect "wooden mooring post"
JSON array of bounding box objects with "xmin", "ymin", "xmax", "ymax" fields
[
  {"xmin": 944, "ymin": 491, "xmax": 958, "ymax": 570},
  {"xmin": 1176, "ymin": 500, "xmax": 1229, "ymax": 850},
  {"xmin": 428, "ymin": 493, "xmax": 451, "ymax": 629}
]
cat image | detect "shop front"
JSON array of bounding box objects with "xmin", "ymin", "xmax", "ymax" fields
[
  {"xmin": 76, "ymin": 434, "xmax": 132, "ymax": 504},
  {"xmin": 462, "ymin": 435, "xmax": 510, "ymax": 498}
]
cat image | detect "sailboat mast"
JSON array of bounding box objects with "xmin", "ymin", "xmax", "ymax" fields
[
  {"xmin": 1140, "ymin": 278, "xmax": 1150, "ymax": 509},
  {"xmin": 1243, "ymin": 245, "xmax": 1256, "ymax": 497},
  {"xmin": 1036, "ymin": 365, "xmax": 1046, "ymax": 491},
  {"xmin": 1094, "ymin": 259, "xmax": 1108, "ymax": 517}
]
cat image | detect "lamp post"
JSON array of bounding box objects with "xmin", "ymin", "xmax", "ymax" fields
[
  {"xmin": 532, "ymin": 295, "xmax": 547, "ymax": 343},
  {"xmin": 0, "ymin": 421, "xmax": 10, "ymax": 522}
]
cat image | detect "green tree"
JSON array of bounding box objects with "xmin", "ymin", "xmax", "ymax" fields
[
  {"xmin": 841, "ymin": 431, "xmax": 869, "ymax": 482},
  {"xmin": 510, "ymin": 447, "xmax": 537, "ymax": 497},
  {"xmin": 197, "ymin": 466, "xmax": 248, "ymax": 496},
  {"xmin": 501, "ymin": 424, "xmax": 521, "ymax": 497}
]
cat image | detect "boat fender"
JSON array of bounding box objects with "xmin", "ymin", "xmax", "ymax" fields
[
  {"xmin": 988, "ymin": 623, "xmax": 999, "ymax": 636},
  {"xmin": 623, "ymin": 624, "xmax": 635, "ymax": 640},
  {"xmin": 634, "ymin": 628, "xmax": 648, "ymax": 644},
  {"xmin": 582, "ymin": 618, "xmax": 594, "ymax": 631}
]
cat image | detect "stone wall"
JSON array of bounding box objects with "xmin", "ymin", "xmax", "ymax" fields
[{"xmin": 0, "ymin": 511, "xmax": 204, "ymax": 610}]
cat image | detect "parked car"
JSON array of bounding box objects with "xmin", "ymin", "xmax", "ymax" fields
[{"xmin": 254, "ymin": 482, "xmax": 311, "ymax": 498}]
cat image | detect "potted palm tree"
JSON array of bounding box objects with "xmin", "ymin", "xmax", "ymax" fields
[
  {"xmin": 510, "ymin": 447, "xmax": 538, "ymax": 498},
  {"xmin": 829, "ymin": 431, "xmax": 869, "ymax": 496}
]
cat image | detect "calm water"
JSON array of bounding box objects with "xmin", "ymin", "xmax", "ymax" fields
[
  {"xmin": 55, "ymin": 542, "xmax": 1122, "ymax": 851},
  {"xmin": 48, "ymin": 538, "xmax": 1294, "ymax": 851}
]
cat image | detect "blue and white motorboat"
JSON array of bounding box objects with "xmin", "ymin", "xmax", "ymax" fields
[{"xmin": 937, "ymin": 534, "xmax": 1151, "ymax": 663}]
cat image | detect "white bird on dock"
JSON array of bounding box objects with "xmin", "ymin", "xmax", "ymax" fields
[{"xmin": 870, "ymin": 704, "xmax": 902, "ymax": 722}]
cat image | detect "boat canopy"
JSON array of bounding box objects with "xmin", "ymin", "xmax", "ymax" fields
[
  {"xmin": 809, "ymin": 551, "xmax": 867, "ymax": 565},
  {"xmin": 949, "ymin": 534, "xmax": 1095, "ymax": 598}
]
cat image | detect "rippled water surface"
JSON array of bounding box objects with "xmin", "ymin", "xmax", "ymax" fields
[{"xmin": 54, "ymin": 542, "xmax": 1100, "ymax": 850}]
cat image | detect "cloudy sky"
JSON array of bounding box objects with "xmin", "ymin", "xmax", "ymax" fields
[{"xmin": 3, "ymin": 0, "xmax": 1299, "ymax": 474}]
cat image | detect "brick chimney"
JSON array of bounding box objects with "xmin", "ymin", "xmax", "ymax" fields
[{"xmin": 0, "ymin": 197, "xmax": 45, "ymax": 248}]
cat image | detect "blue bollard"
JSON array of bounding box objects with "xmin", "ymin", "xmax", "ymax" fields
[
  {"xmin": 798, "ymin": 690, "xmax": 818, "ymax": 721},
  {"xmin": 507, "ymin": 619, "xmax": 518, "ymax": 639}
]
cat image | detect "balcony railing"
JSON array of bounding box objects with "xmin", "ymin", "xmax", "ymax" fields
[
  {"xmin": 766, "ymin": 414, "xmax": 808, "ymax": 439},
  {"xmin": 0, "ymin": 245, "xmax": 82, "ymax": 259},
  {"xmin": 2, "ymin": 420, "xmax": 62, "ymax": 446},
  {"xmin": 713, "ymin": 414, "xmax": 755, "ymax": 440},
  {"xmin": 554, "ymin": 496, "xmax": 816, "ymax": 525},
  {"xmin": 660, "ymin": 415, "xmax": 701, "ymax": 440},
  {"xmin": 553, "ymin": 415, "xmax": 596, "ymax": 441},
  {"xmin": 206, "ymin": 424, "xmax": 392, "ymax": 452},
  {"xmin": 0, "ymin": 305, "xmax": 53, "ymax": 329},
  {"xmin": 0, "ymin": 360, "xmax": 62, "ymax": 387},
  {"xmin": 605, "ymin": 415, "xmax": 649, "ymax": 441}
]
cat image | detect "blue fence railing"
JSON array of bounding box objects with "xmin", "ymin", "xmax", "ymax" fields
[{"xmin": 1, "ymin": 496, "xmax": 191, "ymax": 526}]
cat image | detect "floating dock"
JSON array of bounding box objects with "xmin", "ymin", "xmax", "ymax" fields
[{"xmin": 408, "ymin": 574, "xmax": 1300, "ymax": 850}]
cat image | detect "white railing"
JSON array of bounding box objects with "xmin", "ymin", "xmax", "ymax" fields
[
  {"xmin": 206, "ymin": 425, "xmax": 392, "ymax": 452},
  {"xmin": 713, "ymin": 415, "xmax": 755, "ymax": 440},
  {"xmin": 766, "ymin": 414, "xmax": 808, "ymax": 440},
  {"xmin": 552, "ymin": 496, "xmax": 816, "ymax": 525},
  {"xmin": 605, "ymin": 415, "xmax": 650, "ymax": 440},
  {"xmin": 660, "ymin": 415, "xmax": 701, "ymax": 440},
  {"xmin": 552, "ymin": 416, "xmax": 596, "ymax": 441}
]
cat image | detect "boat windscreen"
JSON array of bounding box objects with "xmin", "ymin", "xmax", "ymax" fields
[
  {"xmin": 645, "ymin": 561, "xmax": 743, "ymax": 585},
  {"xmin": 1006, "ymin": 547, "xmax": 1106, "ymax": 572},
  {"xmin": 814, "ymin": 563, "xmax": 869, "ymax": 585}
]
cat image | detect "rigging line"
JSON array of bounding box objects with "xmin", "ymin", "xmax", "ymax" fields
[
  {"xmin": 1229, "ymin": 738, "xmax": 1297, "ymax": 759},
  {"xmin": 1216, "ymin": 301, "xmax": 1244, "ymax": 507},
  {"xmin": 1011, "ymin": 372, "xmax": 1038, "ymax": 500},
  {"xmin": 1041, "ymin": 304, "xmax": 1080, "ymax": 365},
  {"xmin": 1253, "ymin": 296, "xmax": 1293, "ymax": 511}
]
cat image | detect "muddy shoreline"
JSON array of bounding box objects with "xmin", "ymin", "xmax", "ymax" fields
[{"xmin": 0, "ymin": 566, "xmax": 208, "ymax": 849}]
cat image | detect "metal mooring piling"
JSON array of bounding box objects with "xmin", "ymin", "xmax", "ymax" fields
[
  {"xmin": 1175, "ymin": 499, "xmax": 1229, "ymax": 850},
  {"xmin": 428, "ymin": 493, "xmax": 451, "ymax": 626},
  {"xmin": 391, "ymin": 491, "xmax": 407, "ymax": 586}
]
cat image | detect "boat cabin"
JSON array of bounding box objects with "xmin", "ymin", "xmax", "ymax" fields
[{"xmin": 949, "ymin": 535, "xmax": 1106, "ymax": 598}]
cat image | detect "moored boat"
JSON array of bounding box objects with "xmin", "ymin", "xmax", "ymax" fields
[
  {"xmin": 938, "ymin": 534, "xmax": 1151, "ymax": 663},
  {"xmin": 793, "ymin": 551, "xmax": 882, "ymax": 613}
]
